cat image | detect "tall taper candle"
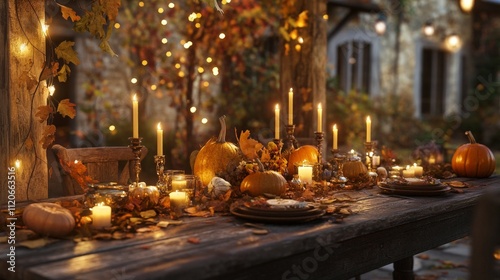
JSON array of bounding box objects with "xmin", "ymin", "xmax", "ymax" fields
[
  {"xmin": 366, "ymin": 116, "xmax": 371, "ymax": 143},
  {"xmin": 333, "ymin": 124, "xmax": 338, "ymax": 150},
  {"xmin": 132, "ymin": 94, "xmax": 139, "ymax": 138},
  {"xmin": 288, "ymin": 88, "xmax": 293, "ymax": 125},
  {"xmin": 274, "ymin": 104, "xmax": 280, "ymax": 139},
  {"xmin": 157, "ymin": 122, "xmax": 163, "ymax": 156},
  {"xmin": 317, "ymin": 103, "xmax": 322, "ymax": 132}
]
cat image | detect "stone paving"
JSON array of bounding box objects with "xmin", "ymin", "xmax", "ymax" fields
[{"xmin": 360, "ymin": 238, "xmax": 471, "ymax": 280}]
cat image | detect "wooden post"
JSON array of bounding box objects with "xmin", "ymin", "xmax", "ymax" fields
[
  {"xmin": 280, "ymin": 0, "xmax": 327, "ymax": 140},
  {"xmin": 0, "ymin": 0, "xmax": 48, "ymax": 203}
]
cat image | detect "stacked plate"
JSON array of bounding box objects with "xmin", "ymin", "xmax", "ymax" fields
[
  {"xmin": 378, "ymin": 178, "xmax": 451, "ymax": 196},
  {"xmin": 231, "ymin": 200, "xmax": 325, "ymax": 223}
]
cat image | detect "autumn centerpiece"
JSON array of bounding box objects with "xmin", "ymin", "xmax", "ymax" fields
[
  {"xmin": 238, "ymin": 130, "xmax": 288, "ymax": 197},
  {"xmin": 193, "ymin": 116, "xmax": 241, "ymax": 186},
  {"xmin": 287, "ymin": 145, "xmax": 319, "ymax": 175},
  {"xmin": 451, "ymin": 131, "xmax": 496, "ymax": 178}
]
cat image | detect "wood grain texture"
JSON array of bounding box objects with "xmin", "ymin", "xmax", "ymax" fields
[
  {"xmin": 0, "ymin": 176, "xmax": 498, "ymax": 280},
  {"xmin": 0, "ymin": 0, "xmax": 48, "ymax": 203}
]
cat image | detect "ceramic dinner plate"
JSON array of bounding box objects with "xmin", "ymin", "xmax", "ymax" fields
[
  {"xmin": 378, "ymin": 184, "xmax": 451, "ymax": 196},
  {"xmin": 231, "ymin": 206, "xmax": 325, "ymax": 223}
]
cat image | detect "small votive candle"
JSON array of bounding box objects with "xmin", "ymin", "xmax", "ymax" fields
[
  {"xmin": 298, "ymin": 164, "xmax": 313, "ymax": 184},
  {"xmin": 411, "ymin": 163, "xmax": 424, "ymax": 177},
  {"xmin": 169, "ymin": 191, "xmax": 188, "ymax": 219},
  {"xmin": 372, "ymin": 155, "xmax": 381, "ymax": 167},
  {"xmin": 171, "ymin": 176, "xmax": 187, "ymax": 191},
  {"xmin": 92, "ymin": 203, "xmax": 111, "ymax": 228},
  {"xmin": 402, "ymin": 165, "xmax": 415, "ymax": 178}
]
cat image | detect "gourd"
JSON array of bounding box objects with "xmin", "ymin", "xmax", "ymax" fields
[
  {"xmin": 22, "ymin": 203, "xmax": 75, "ymax": 238},
  {"xmin": 451, "ymin": 131, "xmax": 496, "ymax": 178},
  {"xmin": 240, "ymin": 170, "xmax": 288, "ymax": 197},
  {"xmin": 287, "ymin": 145, "xmax": 319, "ymax": 175},
  {"xmin": 194, "ymin": 116, "xmax": 241, "ymax": 186},
  {"xmin": 128, "ymin": 183, "xmax": 160, "ymax": 211},
  {"xmin": 342, "ymin": 161, "xmax": 368, "ymax": 180}
]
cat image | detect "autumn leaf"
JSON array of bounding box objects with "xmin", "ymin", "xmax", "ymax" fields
[
  {"xmin": 296, "ymin": 10, "xmax": 308, "ymax": 28},
  {"xmin": 40, "ymin": 61, "xmax": 59, "ymax": 81},
  {"xmin": 35, "ymin": 105, "xmax": 53, "ymax": 123},
  {"xmin": 59, "ymin": 5, "xmax": 81, "ymax": 22},
  {"xmin": 57, "ymin": 99, "xmax": 76, "ymax": 119},
  {"xmin": 239, "ymin": 130, "xmax": 263, "ymax": 160},
  {"xmin": 102, "ymin": 0, "xmax": 121, "ymax": 21},
  {"xmin": 187, "ymin": 237, "xmax": 200, "ymax": 244},
  {"xmin": 40, "ymin": 125, "xmax": 56, "ymax": 149},
  {"xmin": 57, "ymin": 64, "xmax": 71, "ymax": 82},
  {"xmin": 59, "ymin": 159, "xmax": 96, "ymax": 191},
  {"xmin": 55, "ymin": 41, "xmax": 80, "ymax": 65}
]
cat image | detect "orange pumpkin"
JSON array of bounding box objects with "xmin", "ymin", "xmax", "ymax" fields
[
  {"xmin": 22, "ymin": 203, "xmax": 75, "ymax": 238},
  {"xmin": 452, "ymin": 131, "xmax": 496, "ymax": 178},
  {"xmin": 287, "ymin": 145, "xmax": 319, "ymax": 175},
  {"xmin": 342, "ymin": 161, "xmax": 368, "ymax": 180},
  {"xmin": 194, "ymin": 116, "xmax": 241, "ymax": 186},
  {"xmin": 240, "ymin": 170, "xmax": 288, "ymax": 197}
]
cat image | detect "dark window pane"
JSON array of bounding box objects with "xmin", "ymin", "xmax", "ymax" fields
[
  {"xmin": 337, "ymin": 43, "xmax": 348, "ymax": 93},
  {"xmin": 421, "ymin": 48, "xmax": 433, "ymax": 115},
  {"xmin": 435, "ymin": 50, "xmax": 446, "ymax": 115},
  {"xmin": 362, "ymin": 42, "xmax": 371, "ymax": 94}
]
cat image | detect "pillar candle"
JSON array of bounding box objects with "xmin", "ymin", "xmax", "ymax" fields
[
  {"xmin": 366, "ymin": 116, "xmax": 371, "ymax": 143},
  {"xmin": 172, "ymin": 177, "xmax": 187, "ymax": 191},
  {"xmin": 317, "ymin": 103, "xmax": 322, "ymax": 132},
  {"xmin": 274, "ymin": 104, "xmax": 280, "ymax": 139},
  {"xmin": 333, "ymin": 124, "xmax": 338, "ymax": 150},
  {"xmin": 372, "ymin": 155, "xmax": 381, "ymax": 167},
  {"xmin": 412, "ymin": 163, "xmax": 424, "ymax": 177},
  {"xmin": 157, "ymin": 122, "xmax": 163, "ymax": 156},
  {"xmin": 132, "ymin": 94, "xmax": 139, "ymax": 138},
  {"xmin": 288, "ymin": 88, "xmax": 293, "ymax": 125},
  {"xmin": 92, "ymin": 204, "xmax": 111, "ymax": 228},
  {"xmin": 298, "ymin": 164, "xmax": 313, "ymax": 184},
  {"xmin": 402, "ymin": 165, "xmax": 415, "ymax": 178}
]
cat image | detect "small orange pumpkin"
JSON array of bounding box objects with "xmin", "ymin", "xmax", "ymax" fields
[
  {"xmin": 240, "ymin": 170, "xmax": 288, "ymax": 197},
  {"xmin": 342, "ymin": 161, "xmax": 368, "ymax": 180},
  {"xmin": 22, "ymin": 203, "xmax": 75, "ymax": 238},
  {"xmin": 451, "ymin": 131, "xmax": 496, "ymax": 178},
  {"xmin": 194, "ymin": 116, "xmax": 241, "ymax": 186},
  {"xmin": 287, "ymin": 145, "xmax": 319, "ymax": 175}
]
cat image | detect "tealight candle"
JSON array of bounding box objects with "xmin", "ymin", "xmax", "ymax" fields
[
  {"xmin": 298, "ymin": 164, "xmax": 313, "ymax": 184},
  {"xmin": 411, "ymin": 163, "xmax": 424, "ymax": 177},
  {"xmin": 402, "ymin": 165, "xmax": 415, "ymax": 178},
  {"xmin": 92, "ymin": 203, "xmax": 111, "ymax": 228}
]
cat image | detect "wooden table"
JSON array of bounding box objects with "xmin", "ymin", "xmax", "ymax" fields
[{"xmin": 1, "ymin": 176, "xmax": 498, "ymax": 280}]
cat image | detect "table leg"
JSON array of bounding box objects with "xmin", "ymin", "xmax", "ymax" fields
[{"xmin": 393, "ymin": 256, "xmax": 414, "ymax": 280}]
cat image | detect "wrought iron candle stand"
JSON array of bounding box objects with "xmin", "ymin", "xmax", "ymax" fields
[
  {"xmin": 128, "ymin": 137, "xmax": 144, "ymax": 185},
  {"xmin": 314, "ymin": 131, "xmax": 324, "ymax": 180},
  {"xmin": 330, "ymin": 149, "xmax": 347, "ymax": 186},
  {"xmin": 154, "ymin": 155, "xmax": 168, "ymax": 195},
  {"xmin": 285, "ymin": 124, "xmax": 299, "ymax": 151}
]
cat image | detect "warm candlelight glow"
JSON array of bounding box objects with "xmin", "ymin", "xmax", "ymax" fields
[
  {"xmin": 274, "ymin": 104, "xmax": 280, "ymax": 139},
  {"xmin": 317, "ymin": 103, "xmax": 322, "ymax": 132},
  {"xmin": 298, "ymin": 163, "xmax": 313, "ymax": 184},
  {"xmin": 366, "ymin": 116, "xmax": 371, "ymax": 143},
  {"xmin": 411, "ymin": 163, "xmax": 424, "ymax": 177},
  {"xmin": 333, "ymin": 124, "xmax": 338, "ymax": 150},
  {"xmin": 288, "ymin": 88, "xmax": 293, "ymax": 125},
  {"xmin": 132, "ymin": 94, "xmax": 139, "ymax": 138},
  {"xmin": 157, "ymin": 122, "xmax": 163, "ymax": 156},
  {"xmin": 15, "ymin": 160, "xmax": 21, "ymax": 169},
  {"xmin": 91, "ymin": 203, "xmax": 111, "ymax": 228},
  {"xmin": 402, "ymin": 165, "xmax": 415, "ymax": 178}
]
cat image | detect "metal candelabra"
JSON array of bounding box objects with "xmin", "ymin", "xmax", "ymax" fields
[
  {"xmin": 314, "ymin": 131, "xmax": 324, "ymax": 180},
  {"xmin": 330, "ymin": 149, "xmax": 347, "ymax": 186},
  {"xmin": 154, "ymin": 155, "xmax": 167, "ymax": 195},
  {"xmin": 285, "ymin": 124, "xmax": 299, "ymax": 151},
  {"xmin": 128, "ymin": 137, "xmax": 144, "ymax": 184},
  {"xmin": 364, "ymin": 141, "xmax": 377, "ymax": 172}
]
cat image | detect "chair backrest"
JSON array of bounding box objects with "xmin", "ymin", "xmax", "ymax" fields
[
  {"xmin": 469, "ymin": 189, "xmax": 500, "ymax": 280},
  {"xmin": 52, "ymin": 144, "xmax": 148, "ymax": 196}
]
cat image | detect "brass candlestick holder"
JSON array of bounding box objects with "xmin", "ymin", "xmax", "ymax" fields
[
  {"xmin": 285, "ymin": 124, "xmax": 298, "ymax": 151},
  {"xmin": 330, "ymin": 149, "xmax": 347, "ymax": 186},
  {"xmin": 154, "ymin": 155, "xmax": 168, "ymax": 195},
  {"xmin": 364, "ymin": 141, "xmax": 377, "ymax": 172},
  {"xmin": 128, "ymin": 137, "xmax": 144, "ymax": 184},
  {"xmin": 314, "ymin": 131, "xmax": 324, "ymax": 181}
]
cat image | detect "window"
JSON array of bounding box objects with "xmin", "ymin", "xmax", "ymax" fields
[
  {"xmin": 420, "ymin": 47, "xmax": 447, "ymax": 116},
  {"xmin": 337, "ymin": 40, "xmax": 372, "ymax": 94}
]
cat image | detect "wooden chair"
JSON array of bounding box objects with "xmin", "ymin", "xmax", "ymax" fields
[
  {"xmin": 51, "ymin": 144, "xmax": 148, "ymax": 196},
  {"xmin": 469, "ymin": 189, "xmax": 500, "ymax": 280}
]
